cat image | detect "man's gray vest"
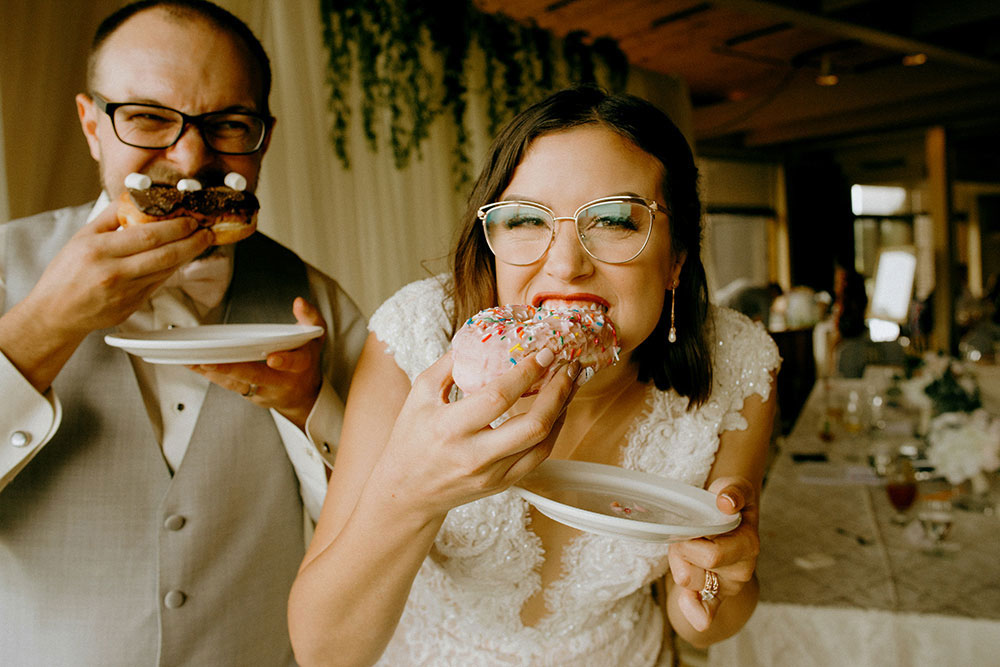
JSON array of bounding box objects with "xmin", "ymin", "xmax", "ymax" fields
[{"xmin": 1, "ymin": 204, "xmax": 307, "ymax": 665}]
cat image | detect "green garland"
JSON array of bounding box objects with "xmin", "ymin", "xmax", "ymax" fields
[{"xmin": 318, "ymin": 0, "xmax": 630, "ymax": 189}]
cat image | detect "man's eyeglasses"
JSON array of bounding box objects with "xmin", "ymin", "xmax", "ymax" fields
[
  {"xmin": 477, "ymin": 196, "xmax": 661, "ymax": 265},
  {"xmin": 91, "ymin": 93, "xmax": 272, "ymax": 155}
]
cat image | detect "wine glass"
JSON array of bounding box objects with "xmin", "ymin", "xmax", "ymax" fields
[
  {"xmin": 817, "ymin": 380, "xmax": 840, "ymax": 441},
  {"xmin": 884, "ymin": 457, "xmax": 917, "ymax": 525},
  {"xmin": 870, "ymin": 440, "xmax": 893, "ymax": 477},
  {"xmin": 867, "ymin": 387, "xmax": 886, "ymax": 433},
  {"xmin": 844, "ymin": 390, "xmax": 864, "ymax": 434},
  {"xmin": 917, "ymin": 498, "xmax": 955, "ymax": 554}
]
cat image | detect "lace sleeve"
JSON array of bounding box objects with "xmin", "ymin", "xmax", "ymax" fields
[
  {"xmin": 711, "ymin": 306, "xmax": 781, "ymax": 433},
  {"xmin": 368, "ymin": 276, "xmax": 454, "ymax": 381}
]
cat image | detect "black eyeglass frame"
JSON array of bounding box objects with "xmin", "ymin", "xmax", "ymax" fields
[{"xmin": 90, "ymin": 93, "xmax": 274, "ymax": 155}]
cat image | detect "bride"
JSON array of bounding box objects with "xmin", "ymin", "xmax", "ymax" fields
[{"xmin": 289, "ymin": 85, "xmax": 779, "ymax": 666}]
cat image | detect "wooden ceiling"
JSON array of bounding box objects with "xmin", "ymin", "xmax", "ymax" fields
[{"xmin": 473, "ymin": 0, "xmax": 1000, "ymax": 153}]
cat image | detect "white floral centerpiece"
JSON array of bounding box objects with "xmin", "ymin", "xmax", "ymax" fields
[
  {"xmin": 895, "ymin": 352, "xmax": 982, "ymax": 434},
  {"xmin": 893, "ymin": 351, "xmax": 999, "ymax": 506},
  {"xmin": 898, "ymin": 352, "xmax": 948, "ymax": 411},
  {"xmin": 925, "ymin": 409, "xmax": 1000, "ymax": 491}
]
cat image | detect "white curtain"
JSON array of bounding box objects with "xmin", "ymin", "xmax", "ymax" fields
[
  {"xmin": 0, "ymin": 0, "xmax": 691, "ymax": 317},
  {"xmin": 0, "ymin": 62, "xmax": 8, "ymax": 226},
  {"xmin": 0, "ymin": 1, "xmax": 116, "ymax": 220}
]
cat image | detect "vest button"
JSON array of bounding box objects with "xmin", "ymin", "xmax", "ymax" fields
[
  {"xmin": 164, "ymin": 590, "xmax": 186, "ymax": 609},
  {"xmin": 164, "ymin": 515, "xmax": 186, "ymax": 531},
  {"xmin": 10, "ymin": 431, "xmax": 31, "ymax": 447}
]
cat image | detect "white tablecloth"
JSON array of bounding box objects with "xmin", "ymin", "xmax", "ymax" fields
[
  {"xmin": 710, "ymin": 603, "xmax": 1000, "ymax": 666},
  {"xmin": 708, "ymin": 375, "xmax": 1000, "ymax": 667}
]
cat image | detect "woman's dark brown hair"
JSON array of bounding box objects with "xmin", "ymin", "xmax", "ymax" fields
[{"xmin": 450, "ymin": 85, "xmax": 713, "ymax": 405}]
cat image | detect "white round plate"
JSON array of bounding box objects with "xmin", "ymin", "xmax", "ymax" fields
[
  {"xmin": 514, "ymin": 460, "xmax": 740, "ymax": 543},
  {"xmin": 104, "ymin": 324, "xmax": 323, "ymax": 364}
]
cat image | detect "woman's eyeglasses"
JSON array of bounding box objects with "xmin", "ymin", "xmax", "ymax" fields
[{"xmin": 477, "ymin": 196, "xmax": 660, "ymax": 265}]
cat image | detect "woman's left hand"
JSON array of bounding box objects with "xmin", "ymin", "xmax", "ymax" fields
[{"xmin": 667, "ymin": 475, "xmax": 760, "ymax": 632}]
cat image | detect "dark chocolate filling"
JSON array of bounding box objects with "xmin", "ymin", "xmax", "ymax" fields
[{"xmin": 128, "ymin": 184, "xmax": 259, "ymax": 217}]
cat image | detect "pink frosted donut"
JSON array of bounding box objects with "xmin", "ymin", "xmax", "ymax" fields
[{"xmin": 451, "ymin": 305, "xmax": 619, "ymax": 395}]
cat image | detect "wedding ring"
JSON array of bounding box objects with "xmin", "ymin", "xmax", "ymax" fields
[
  {"xmin": 699, "ymin": 570, "xmax": 719, "ymax": 602},
  {"xmin": 242, "ymin": 383, "xmax": 258, "ymax": 398}
]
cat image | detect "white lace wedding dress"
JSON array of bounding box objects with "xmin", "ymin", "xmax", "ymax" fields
[{"xmin": 369, "ymin": 276, "xmax": 780, "ymax": 666}]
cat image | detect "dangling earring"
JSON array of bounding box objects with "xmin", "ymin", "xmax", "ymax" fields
[{"xmin": 668, "ymin": 282, "xmax": 678, "ymax": 343}]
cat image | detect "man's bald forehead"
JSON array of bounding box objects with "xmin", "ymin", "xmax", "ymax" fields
[{"xmin": 86, "ymin": 1, "xmax": 271, "ymax": 114}]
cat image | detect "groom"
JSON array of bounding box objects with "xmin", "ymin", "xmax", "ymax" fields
[{"xmin": 0, "ymin": 1, "xmax": 365, "ymax": 664}]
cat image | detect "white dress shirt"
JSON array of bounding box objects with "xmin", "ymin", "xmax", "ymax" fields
[{"xmin": 0, "ymin": 195, "xmax": 364, "ymax": 520}]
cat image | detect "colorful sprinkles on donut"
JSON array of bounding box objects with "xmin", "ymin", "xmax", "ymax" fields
[{"xmin": 451, "ymin": 304, "xmax": 619, "ymax": 396}]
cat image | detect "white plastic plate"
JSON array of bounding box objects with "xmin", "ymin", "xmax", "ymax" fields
[
  {"xmin": 515, "ymin": 459, "xmax": 740, "ymax": 543},
  {"xmin": 105, "ymin": 324, "xmax": 323, "ymax": 364}
]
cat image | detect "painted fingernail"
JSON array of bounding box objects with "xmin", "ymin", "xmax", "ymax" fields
[
  {"xmin": 566, "ymin": 361, "xmax": 582, "ymax": 381},
  {"xmin": 576, "ymin": 366, "xmax": 595, "ymax": 386},
  {"xmin": 721, "ymin": 493, "xmax": 738, "ymax": 510},
  {"xmin": 536, "ymin": 347, "xmax": 555, "ymax": 368}
]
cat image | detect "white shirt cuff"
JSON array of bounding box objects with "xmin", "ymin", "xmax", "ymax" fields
[
  {"xmin": 270, "ymin": 378, "xmax": 345, "ymax": 521},
  {"xmin": 0, "ymin": 351, "xmax": 61, "ymax": 493},
  {"xmin": 304, "ymin": 378, "xmax": 344, "ymax": 468}
]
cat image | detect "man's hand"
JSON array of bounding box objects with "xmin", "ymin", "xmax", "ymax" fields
[
  {"xmin": 0, "ymin": 203, "xmax": 213, "ymax": 391},
  {"xmin": 187, "ymin": 297, "xmax": 326, "ymax": 428},
  {"xmin": 35, "ymin": 205, "xmax": 213, "ymax": 333}
]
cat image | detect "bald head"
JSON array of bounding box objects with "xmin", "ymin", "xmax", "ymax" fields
[{"xmin": 87, "ymin": 0, "xmax": 271, "ymax": 115}]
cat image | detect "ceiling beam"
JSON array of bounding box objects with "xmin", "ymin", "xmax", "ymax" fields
[
  {"xmin": 710, "ymin": 0, "xmax": 1000, "ymax": 74},
  {"xmin": 729, "ymin": 84, "xmax": 1000, "ymax": 146}
]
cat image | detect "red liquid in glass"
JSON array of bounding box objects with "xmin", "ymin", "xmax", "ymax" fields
[{"xmin": 887, "ymin": 482, "xmax": 917, "ymax": 511}]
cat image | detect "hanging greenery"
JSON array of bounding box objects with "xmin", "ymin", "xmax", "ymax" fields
[{"xmin": 318, "ymin": 0, "xmax": 630, "ymax": 189}]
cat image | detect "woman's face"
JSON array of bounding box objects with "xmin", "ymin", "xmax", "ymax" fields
[{"xmin": 494, "ymin": 125, "xmax": 684, "ymax": 360}]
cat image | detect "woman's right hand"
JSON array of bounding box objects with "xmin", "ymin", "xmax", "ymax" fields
[
  {"xmin": 366, "ymin": 346, "xmax": 580, "ymax": 520},
  {"xmin": 291, "ymin": 338, "xmax": 579, "ymax": 666}
]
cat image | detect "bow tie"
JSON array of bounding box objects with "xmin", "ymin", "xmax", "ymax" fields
[{"xmin": 161, "ymin": 252, "xmax": 234, "ymax": 311}]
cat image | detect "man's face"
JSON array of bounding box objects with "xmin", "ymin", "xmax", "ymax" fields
[{"xmin": 77, "ymin": 9, "xmax": 270, "ymax": 200}]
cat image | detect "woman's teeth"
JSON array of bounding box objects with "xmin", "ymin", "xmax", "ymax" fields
[{"xmin": 541, "ymin": 299, "xmax": 607, "ymax": 313}]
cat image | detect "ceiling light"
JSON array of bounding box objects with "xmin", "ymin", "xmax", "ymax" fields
[
  {"xmin": 902, "ymin": 53, "xmax": 928, "ymax": 66},
  {"xmin": 815, "ymin": 54, "xmax": 839, "ymax": 86}
]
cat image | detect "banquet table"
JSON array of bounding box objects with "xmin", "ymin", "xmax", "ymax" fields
[{"xmin": 708, "ymin": 371, "xmax": 1000, "ymax": 667}]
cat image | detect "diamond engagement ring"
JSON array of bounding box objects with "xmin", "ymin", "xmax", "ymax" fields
[
  {"xmin": 699, "ymin": 570, "xmax": 719, "ymax": 602},
  {"xmin": 241, "ymin": 383, "xmax": 258, "ymax": 398}
]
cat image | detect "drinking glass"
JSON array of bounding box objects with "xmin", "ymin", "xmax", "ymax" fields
[
  {"xmin": 916, "ymin": 498, "xmax": 955, "ymax": 554},
  {"xmin": 884, "ymin": 457, "xmax": 917, "ymax": 525},
  {"xmin": 870, "ymin": 440, "xmax": 893, "ymax": 477},
  {"xmin": 867, "ymin": 387, "xmax": 886, "ymax": 432},
  {"xmin": 844, "ymin": 390, "xmax": 863, "ymax": 434},
  {"xmin": 825, "ymin": 384, "xmax": 845, "ymax": 423}
]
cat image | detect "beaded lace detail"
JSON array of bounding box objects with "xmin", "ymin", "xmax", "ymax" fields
[{"xmin": 369, "ymin": 276, "xmax": 780, "ymax": 666}]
